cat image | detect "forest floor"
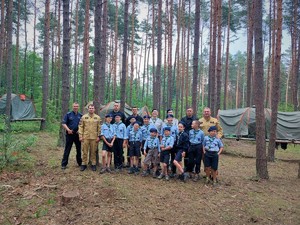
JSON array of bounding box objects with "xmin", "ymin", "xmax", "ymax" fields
[{"xmin": 0, "ymin": 132, "xmax": 300, "ymax": 225}]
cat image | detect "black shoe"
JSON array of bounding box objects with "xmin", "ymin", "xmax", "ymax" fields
[
  {"xmin": 91, "ymin": 165, "xmax": 96, "ymax": 171},
  {"xmin": 61, "ymin": 166, "xmax": 66, "ymax": 170},
  {"xmin": 80, "ymin": 165, "xmax": 87, "ymax": 171},
  {"xmin": 128, "ymin": 167, "xmax": 135, "ymax": 174}
]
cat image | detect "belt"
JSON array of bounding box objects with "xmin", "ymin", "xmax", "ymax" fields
[{"xmin": 190, "ymin": 143, "xmax": 202, "ymax": 146}]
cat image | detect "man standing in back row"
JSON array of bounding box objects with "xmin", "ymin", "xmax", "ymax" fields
[{"xmin": 199, "ymin": 107, "xmax": 223, "ymax": 139}]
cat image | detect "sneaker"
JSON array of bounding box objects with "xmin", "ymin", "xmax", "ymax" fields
[
  {"xmin": 100, "ymin": 167, "xmax": 106, "ymax": 174},
  {"xmin": 152, "ymin": 171, "xmax": 157, "ymax": 178},
  {"xmin": 61, "ymin": 166, "xmax": 66, "ymax": 170},
  {"xmin": 157, "ymin": 173, "xmax": 165, "ymax": 179},
  {"xmin": 193, "ymin": 174, "xmax": 200, "ymax": 182},
  {"xmin": 128, "ymin": 167, "xmax": 135, "ymax": 174},
  {"xmin": 91, "ymin": 165, "xmax": 97, "ymax": 171},
  {"xmin": 213, "ymin": 181, "xmax": 218, "ymax": 187},
  {"xmin": 141, "ymin": 170, "xmax": 149, "ymax": 177},
  {"xmin": 169, "ymin": 173, "xmax": 175, "ymax": 178},
  {"xmin": 206, "ymin": 177, "xmax": 210, "ymax": 184},
  {"xmin": 183, "ymin": 173, "xmax": 189, "ymax": 182},
  {"xmin": 106, "ymin": 167, "xmax": 112, "ymax": 173},
  {"xmin": 80, "ymin": 165, "xmax": 87, "ymax": 171},
  {"xmin": 165, "ymin": 175, "xmax": 170, "ymax": 181},
  {"xmin": 134, "ymin": 167, "xmax": 140, "ymax": 175}
]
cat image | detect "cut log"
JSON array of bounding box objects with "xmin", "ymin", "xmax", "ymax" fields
[{"xmin": 61, "ymin": 189, "xmax": 79, "ymax": 206}]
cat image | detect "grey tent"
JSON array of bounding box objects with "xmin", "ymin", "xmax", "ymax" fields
[
  {"xmin": 0, "ymin": 94, "xmax": 36, "ymax": 120},
  {"xmin": 217, "ymin": 107, "xmax": 300, "ymax": 141}
]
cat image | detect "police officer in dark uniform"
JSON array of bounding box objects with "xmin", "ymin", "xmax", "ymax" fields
[
  {"xmin": 110, "ymin": 102, "xmax": 126, "ymax": 124},
  {"xmin": 61, "ymin": 102, "xmax": 82, "ymax": 169}
]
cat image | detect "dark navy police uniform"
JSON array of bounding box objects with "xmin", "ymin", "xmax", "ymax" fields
[{"xmin": 61, "ymin": 111, "xmax": 83, "ymax": 168}]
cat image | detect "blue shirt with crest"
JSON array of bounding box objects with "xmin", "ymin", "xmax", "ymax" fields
[
  {"xmin": 101, "ymin": 123, "xmax": 115, "ymax": 139},
  {"xmin": 189, "ymin": 129, "xmax": 205, "ymax": 145},
  {"xmin": 113, "ymin": 122, "xmax": 128, "ymax": 139},
  {"xmin": 144, "ymin": 136, "xmax": 161, "ymax": 152},
  {"xmin": 62, "ymin": 111, "xmax": 82, "ymax": 132},
  {"xmin": 160, "ymin": 123, "xmax": 178, "ymax": 138},
  {"xmin": 141, "ymin": 123, "xmax": 157, "ymax": 140},
  {"xmin": 128, "ymin": 128, "xmax": 143, "ymax": 142},
  {"xmin": 203, "ymin": 136, "xmax": 223, "ymax": 152},
  {"xmin": 161, "ymin": 135, "xmax": 174, "ymax": 149}
]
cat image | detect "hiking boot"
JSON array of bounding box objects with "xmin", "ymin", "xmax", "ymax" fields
[
  {"xmin": 141, "ymin": 170, "xmax": 149, "ymax": 177},
  {"xmin": 193, "ymin": 174, "xmax": 200, "ymax": 182},
  {"xmin": 91, "ymin": 165, "xmax": 97, "ymax": 171},
  {"xmin": 100, "ymin": 167, "xmax": 106, "ymax": 174},
  {"xmin": 157, "ymin": 173, "xmax": 165, "ymax": 179},
  {"xmin": 165, "ymin": 175, "xmax": 170, "ymax": 181},
  {"xmin": 128, "ymin": 167, "xmax": 135, "ymax": 174},
  {"xmin": 106, "ymin": 167, "xmax": 112, "ymax": 173},
  {"xmin": 80, "ymin": 165, "xmax": 87, "ymax": 171}
]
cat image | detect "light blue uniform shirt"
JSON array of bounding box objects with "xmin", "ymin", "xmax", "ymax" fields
[
  {"xmin": 160, "ymin": 123, "xmax": 178, "ymax": 138},
  {"xmin": 189, "ymin": 129, "xmax": 205, "ymax": 145},
  {"xmin": 126, "ymin": 124, "xmax": 134, "ymax": 138},
  {"xmin": 128, "ymin": 129, "xmax": 143, "ymax": 142},
  {"xmin": 113, "ymin": 122, "xmax": 128, "ymax": 139},
  {"xmin": 203, "ymin": 136, "xmax": 223, "ymax": 152},
  {"xmin": 101, "ymin": 123, "xmax": 115, "ymax": 139},
  {"xmin": 144, "ymin": 136, "xmax": 161, "ymax": 152},
  {"xmin": 141, "ymin": 123, "xmax": 156, "ymax": 140},
  {"xmin": 161, "ymin": 135, "xmax": 174, "ymax": 149}
]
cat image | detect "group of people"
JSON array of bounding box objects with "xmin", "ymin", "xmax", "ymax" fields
[{"xmin": 61, "ymin": 102, "xmax": 224, "ymax": 185}]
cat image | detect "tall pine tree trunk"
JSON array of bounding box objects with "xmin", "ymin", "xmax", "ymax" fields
[
  {"xmin": 253, "ymin": 0, "xmax": 268, "ymax": 179},
  {"xmin": 268, "ymin": 0, "xmax": 282, "ymax": 162},
  {"xmin": 120, "ymin": 0, "xmax": 129, "ymax": 111},
  {"xmin": 40, "ymin": 0, "xmax": 51, "ymax": 130},
  {"xmin": 216, "ymin": 0, "xmax": 222, "ymax": 111},
  {"xmin": 167, "ymin": 0, "xmax": 173, "ymax": 109}
]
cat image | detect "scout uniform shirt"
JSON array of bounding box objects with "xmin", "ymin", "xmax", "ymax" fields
[
  {"xmin": 203, "ymin": 135, "xmax": 224, "ymax": 152},
  {"xmin": 150, "ymin": 117, "xmax": 163, "ymax": 132},
  {"xmin": 78, "ymin": 113, "xmax": 101, "ymax": 139},
  {"xmin": 128, "ymin": 128, "xmax": 143, "ymax": 143},
  {"xmin": 199, "ymin": 116, "xmax": 223, "ymax": 139},
  {"xmin": 189, "ymin": 129, "xmax": 205, "ymax": 145},
  {"xmin": 141, "ymin": 123, "xmax": 157, "ymax": 141},
  {"xmin": 161, "ymin": 135, "xmax": 175, "ymax": 150},
  {"xmin": 101, "ymin": 122, "xmax": 115, "ymax": 140},
  {"xmin": 160, "ymin": 123, "xmax": 178, "ymax": 139},
  {"xmin": 113, "ymin": 121, "xmax": 127, "ymax": 139},
  {"xmin": 144, "ymin": 136, "xmax": 160, "ymax": 152}
]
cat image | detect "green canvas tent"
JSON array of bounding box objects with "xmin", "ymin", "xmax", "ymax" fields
[
  {"xmin": 217, "ymin": 107, "xmax": 300, "ymax": 141},
  {"xmin": 0, "ymin": 94, "xmax": 36, "ymax": 120}
]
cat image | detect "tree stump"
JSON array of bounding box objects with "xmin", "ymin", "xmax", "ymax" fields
[{"xmin": 61, "ymin": 189, "xmax": 79, "ymax": 206}]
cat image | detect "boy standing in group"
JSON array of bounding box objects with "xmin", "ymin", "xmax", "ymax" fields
[
  {"xmin": 141, "ymin": 128, "xmax": 160, "ymax": 178},
  {"xmin": 127, "ymin": 122, "xmax": 143, "ymax": 174},
  {"xmin": 173, "ymin": 122, "xmax": 190, "ymax": 182},
  {"xmin": 100, "ymin": 114, "xmax": 116, "ymax": 174},
  {"xmin": 112, "ymin": 113, "xmax": 127, "ymax": 171},
  {"xmin": 188, "ymin": 120, "xmax": 205, "ymax": 181},
  {"xmin": 203, "ymin": 126, "xmax": 224, "ymax": 186},
  {"xmin": 157, "ymin": 127, "xmax": 174, "ymax": 181}
]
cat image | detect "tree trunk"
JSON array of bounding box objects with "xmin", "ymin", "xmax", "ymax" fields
[
  {"xmin": 216, "ymin": 0, "xmax": 222, "ymax": 112},
  {"xmin": 210, "ymin": 0, "xmax": 217, "ymax": 115},
  {"xmin": 167, "ymin": 0, "xmax": 173, "ymax": 109},
  {"xmin": 56, "ymin": 0, "xmax": 62, "ymax": 113},
  {"xmin": 40, "ymin": 0, "xmax": 51, "ymax": 130},
  {"xmin": 73, "ymin": 0, "xmax": 79, "ymax": 103},
  {"xmin": 93, "ymin": 0, "xmax": 102, "ymax": 113},
  {"xmin": 31, "ymin": 0, "xmax": 37, "ymax": 99},
  {"xmin": 192, "ymin": 0, "xmax": 200, "ymax": 115},
  {"xmin": 268, "ymin": 0, "xmax": 282, "ymax": 162},
  {"xmin": 246, "ymin": 0, "xmax": 254, "ymax": 107},
  {"xmin": 23, "ymin": 0, "xmax": 28, "ymax": 94},
  {"xmin": 265, "ymin": 0, "xmax": 272, "ymax": 108},
  {"xmin": 112, "ymin": 0, "xmax": 118, "ymax": 101},
  {"xmin": 120, "ymin": 0, "xmax": 129, "ymax": 111},
  {"xmin": 129, "ymin": 0, "xmax": 136, "ymax": 106},
  {"xmin": 253, "ymin": 0, "xmax": 268, "ymax": 179},
  {"xmin": 81, "ymin": 0, "xmax": 90, "ymax": 111},
  {"xmin": 15, "ymin": 0, "xmax": 20, "ymax": 94},
  {"xmin": 223, "ymin": 0, "xmax": 231, "ymax": 110}
]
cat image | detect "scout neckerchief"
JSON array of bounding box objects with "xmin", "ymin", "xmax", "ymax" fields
[
  {"xmin": 132, "ymin": 129, "xmax": 139, "ymax": 141},
  {"xmin": 177, "ymin": 131, "xmax": 183, "ymax": 145},
  {"xmin": 148, "ymin": 136, "xmax": 156, "ymax": 148},
  {"xmin": 163, "ymin": 135, "xmax": 170, "ymax": 147},
  {"xmin": 207, "ymin": 136, "xmax": 216, "ymax": 149}
]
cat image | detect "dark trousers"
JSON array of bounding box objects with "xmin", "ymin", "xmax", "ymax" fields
[
  {"xmin": 113, "ymin": 138, "xmax": 124, "ymax": 169},
  {"xmin": 61, "ymin": 133, "xmax": 82, "ymax": 167},
  {"xmin": 170, "ymin": 148, "xmax": 177, "ymax": 174},
  {"xmin": 187, "ymin": 144, "xmax": 203, "ymax": 174}
]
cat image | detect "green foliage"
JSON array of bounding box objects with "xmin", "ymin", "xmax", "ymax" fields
[{"xmin": 0, "ymin": 116, "xmax": 37, "ymax": 171}]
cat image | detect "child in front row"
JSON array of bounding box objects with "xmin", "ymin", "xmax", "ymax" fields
[
  {"xmin": 173, "ymin": 122, "xmax": 190, "ymax": 182},
  {"xmin": 141, "ymin": 128, "xmax": 160, "ymax": 178},
  {"xmin": 157, "ymin": 127, "xmax": 174, "ymax": 181},
  {"xmin": 203, "ymin": 126, "xmax": 224, "ymax": 186},
  {"xmin": 100, "ymin": 114, "xmax": 116, "ymax": 174}
]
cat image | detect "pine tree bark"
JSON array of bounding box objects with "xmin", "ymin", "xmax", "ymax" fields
[
  {"xmin": 31, "ymin": 0, "xmax": 37, "ymax": 99},
  {"xmin": 55, "ymin": 0, "xmax": 62, "ymax": 112},
  {"xmin": 112, "ymin": 0, "xmax": 118, "ymax": 101},
  {"xmin": 268, "ymin": 0, "xmax": 282, "ymax": 162},
  {"xmin": 253, "ymin": 0, "xmax": 268, "ymax": 179},
  {"xmin": 120, "ymin": 0, "xmax": 129, "ymax": 111},
  {"xmin": 23, "ymin": 0, "xmax": 28, "ymax": 93},
  {"xmin": 216, "ymin": 0, "xmax": 222, "ymax": 112},
  {"xmin": 40, "ymin": 0, "xmax": 51, "ymax": 130},
  {"xmin": 167, "ymin": 0, "xmax": 173, "ymax": 109},
  {"xmin": 192, "ymin": 0, "xmax": 200, "ymax": 115},
  {"xmin": 129, "ymin": 0, "xmax": 136, "ymax": 106},
  {"xmin": 246, "ymin": 0, "xmax": 254, "ymax": 107},
  {"xmin": 73, "ymin": 0, "xmax": 79, "ymax": 103},
  {"xmin": 93, "ymin": 0, "xmax": 102, "ymax": 113}
]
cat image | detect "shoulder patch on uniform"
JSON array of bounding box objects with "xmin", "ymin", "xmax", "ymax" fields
[
  {"xmin": 85, "ymin": 117, "xmax": 89, "ymax": 119},
  {"xmin": 210, "ymin": 121, "xmax": 214, "ymax": 124}
]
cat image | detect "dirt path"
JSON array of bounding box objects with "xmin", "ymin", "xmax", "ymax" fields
[{"xmin": 0, "ymin": 132, "xmax": 299, "ymax": 225}]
